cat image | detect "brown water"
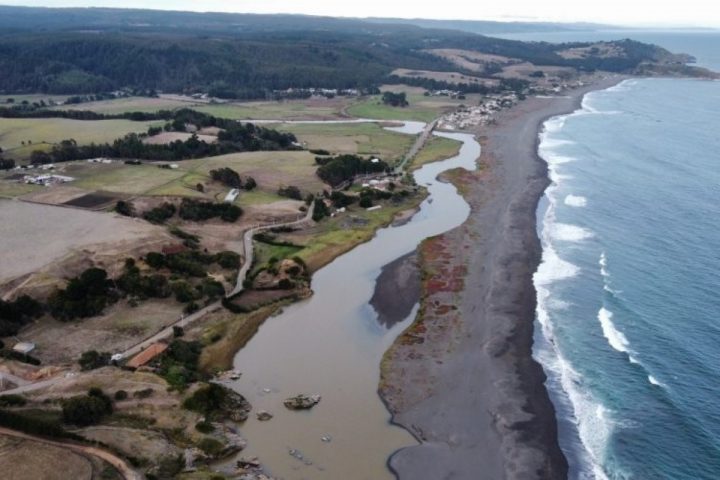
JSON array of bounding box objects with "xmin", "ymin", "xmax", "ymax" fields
[{"xmin": 225, "ymin": 128, "xmax": 480, "ymax": 479}]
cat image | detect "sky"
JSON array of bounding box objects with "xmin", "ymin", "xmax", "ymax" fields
[{"xmin": 3, "ymin": 0, "xmax": 720, "ymax": 28}]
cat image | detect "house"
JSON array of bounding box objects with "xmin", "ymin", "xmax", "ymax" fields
[
  {"xmin": 12, "ymin": 342, "xmax": 35, "ymax": 355},
  {"xmin": 224, "ymin": 188, "xmax": 240, "ymax": 203},
  {"xmin": 24, "ymin": 174, "xmax": 75, "ymax": 186},
  {"xmin": 162, "ymin": 244, "xmax": 188, "ymax": 255},
  {"xmin": 126, "ymin": 343, "xmax": 168, "ymax": 369}
]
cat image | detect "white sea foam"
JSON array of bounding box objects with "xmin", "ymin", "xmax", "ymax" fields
[
  {"xmin": 534, "ymin": 307, "xmax": 612, "ymax": 480},
  {"xmin": 598, "ymin": 307, "xmax": 630, "ymax": 354},
  {"xmin": 552, "ymin": 223, "xmax": 594, "ymax": 242},
  {"xmin": 564, "ymin": 195, "xmax": 587, "ymax": 207},
  {"xmin": 535, "ymin": 111, "xmax": 616, "ymax": 480},
  {"xmin": 648, "ymin": 375, "xmax": 666, "ymax": 388},
  {"xmin": 599, "ymin": 252, "xmax": 609, "ymax": 277},
  {"xmin": 581, "ymin": 96, "xmax": 622, "ymax": 115},
  {"xmin": 605, "ymin": 79, "xmax": 637, "ymax": 93}
]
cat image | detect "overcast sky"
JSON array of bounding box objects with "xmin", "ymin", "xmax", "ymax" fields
[{"xmin": 4, "ymin": 0, "xmax": 720, "ymax": 28}]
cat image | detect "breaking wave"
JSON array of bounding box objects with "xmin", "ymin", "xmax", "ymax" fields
[{"xmin": 565, "ymin": 195, "xmax": 587, "ymax": 207}]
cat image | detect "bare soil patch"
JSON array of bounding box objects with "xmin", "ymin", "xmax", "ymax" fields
[
  {"xmin": 0, "ymin": 435, "xmax": 95, "ymax": 480},
  {"xmin": 0, "ymin": 200, "xmax": 171, "ymax": 288}
]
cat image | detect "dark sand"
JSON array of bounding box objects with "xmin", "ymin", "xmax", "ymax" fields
[
  {"xmin": 380, "ymin": 76, "xmax": 626, "ymax": 480},
  {"xmin": 370, "ymin": 251, "xmax": 420, "ymax": 328}
]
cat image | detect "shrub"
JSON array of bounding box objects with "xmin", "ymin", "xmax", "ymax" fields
[
  {"xmin": 133, "ymin": 388, "xmax": 154, "ymax": 399},
  {"xmin": 114, "ymin": 390, "xmax": 128, "ymax": 401},
  {"xmin": 195, "ymin": 420, "xmax": 215, "ymax": 433},
  {"xmin": 0, "ymin": 394, "xmax": 27, "ymax": 407},
  {"xmin": 215, "ymin": 251, "xmax": 240, "ymax": 269},
  {"xmin": 142, "ymin": 203, "xmax": 176, "ymax": 224},
  {"xmin": 198, "ymin": 437, "xmax": 224, "ymax": 456},
  {"xmin": 277, "ymin": 185, "xmax": 302, "ymax": 200},
  {"xmin": 115, "ymin": 200, "xmax": 134, "ymax": 217}
]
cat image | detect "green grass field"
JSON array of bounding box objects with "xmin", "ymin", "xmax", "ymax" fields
[
  {"xmin": 53, "ymin": 96, "xmax": 199, "ymax": 114},
  {"xmin": 276, "ymin": 191, "xmax": 425, "ymax": 272},
  {"xmin": 183, "ymin": 150, "xmax": 325, "ymax": 193},
  {"xmin": 272, "ymin": 122, "xmax": 415, "ymax": 163},
  {"xmin": 0, "ymin": 117, "xmax": 162, "ymax": 159},
  {"xmin": 69, "ymin": 163, "xmax": 186, "ymax": 195},
  {"xmin": 251, "ymin": 240, "xmax": 304, "ymax": 276},
  {"xmin": 347, "ymin": 90, "xmax": 480, "ymax": 123},
  {"xmin": 0, "ymin": 94, "xmax": 71, "ymax": 105},
  {"xmin": 411, "ymin": 135, "xmax": 463, "ymax": 170},
  {"xmin": 0, "ymin": 181, "xmax": 41, "ymax": 199},
  {"xmin": 236, "ymin": 189, "xmax": 287, "ymax": 206},
  {"xmin": 193, "ymin": 98, "xmax": 349, "ymax": 121}
]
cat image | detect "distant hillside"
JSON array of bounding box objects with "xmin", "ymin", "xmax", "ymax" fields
[
  {"xmin": 0, "ymin": 6, "xmax": 692, "ymax": 97},
  {"xmin": 364, "ymin": 18, "xmax": 614, "ymax": 35}
]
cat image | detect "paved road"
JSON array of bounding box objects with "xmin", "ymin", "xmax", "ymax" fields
[
  {"xmin": 229, "ymin": 202, "xmax": 315, "ymax": 297},
  {"xmin": 395, "ymin": 119, "xmax": 438, "ymax": 172},
  {"xmin": 0, "ymin": 426, "xmax": 144, "ymax": 480}
]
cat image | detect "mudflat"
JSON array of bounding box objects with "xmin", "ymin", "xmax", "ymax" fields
[{"xmin": 380, "ymin": 76, "xmax": 625, "ymax": 480}]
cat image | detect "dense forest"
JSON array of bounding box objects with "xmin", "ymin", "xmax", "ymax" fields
[{"xmin": 0, "ymin": 7, "xmax": 683, "ymax": 98}]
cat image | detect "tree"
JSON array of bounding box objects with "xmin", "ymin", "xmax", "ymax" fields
[
  {"xmin": 30, "ymin": 150, "xmax": 51, "ymax": 164},
  {"xmin": 243, "ymin": 176, "xmax": 257, "ymax": 191},
  {"xmin": 115, "ymin": 200, "xmax": 134, "ymax": 217},
  {"xmin": 381, "ymin": 91, "xmax": 408, "ymax": 107},
  {"xmin": 312, "ymin": 199, "xmax": 330, "ymax": 222},
  {"xmin": 78, "ymin": 350, "xmax": 110, "ymax": 371},
  {"xmin": 62, "ymin": 389, "xmax": 113, "ymax": 426},
  {"xmin": 359, "ymin": 196, "xmax": 373, "ymax": 208},
  {"xmin": 277, "ymin": 185, "xmax": 302, "ymax": 200}
]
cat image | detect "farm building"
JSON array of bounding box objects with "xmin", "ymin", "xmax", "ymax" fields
[
  {"xmin": 12, "ymin": 342, "xmax": 36, "ymax": 354},
  {"xmin": 224, "ymin": 188, "xmax": 240, "ymax": 203},
  {"xmin": 126, "ymin": 343, "xmax": 168, "ymax": 369}
]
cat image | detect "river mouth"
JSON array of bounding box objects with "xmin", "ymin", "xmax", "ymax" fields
[{"xmin": 224, "ymin": 125, "xmax": 480, "ymax": 479}]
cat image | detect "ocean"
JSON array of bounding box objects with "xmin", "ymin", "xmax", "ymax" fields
[{"xmin": 531, "ymin": 34, "xmax": 720, "ymax": 479}]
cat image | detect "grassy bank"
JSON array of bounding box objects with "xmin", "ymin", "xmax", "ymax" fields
[{"xmin": 411, "ymin": 136, "xmax": 463, "ymax": 170}]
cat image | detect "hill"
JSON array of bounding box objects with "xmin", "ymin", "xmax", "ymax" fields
[{"xmin": 0, "ymin": 6, "xmax": 698, "ymax": 98}]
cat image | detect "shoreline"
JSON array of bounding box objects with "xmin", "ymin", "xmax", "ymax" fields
[{"xmin": 379, "ymin": 75, "xmax": 626, "ymax": 479}]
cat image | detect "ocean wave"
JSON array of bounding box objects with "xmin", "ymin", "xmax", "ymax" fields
[
  {"xmin": 541, "ymin": 137, "xmax": 575, "ymax": 149},
  {"xmin": 564, "ymin": 195, "xmax": 587, "ymax": 207},
  {"xmin": 534, "ymin": 245, "xmax": 581, "ymax": 286},
  {"xmin": 598, "ymin": 307, "xmax": 631, "ymax": 354},
  {"xmin": 552, "ymin": 223, "xmax": 594, "ymax": 242},
  {"xmin": 599, "ymin": 252, "xmax": 609, "ymax": 277},
  {"xmin": 534, "ymin": 309, "xmax": 612, "ymax": 480},
  {"xmin": 543, "ymin": 115, "xmax": 568, "ymax": 134},
  {"xmin": 648, "ymin": 375, "xmax": 666, "ymax": 388},
  {"xmin": 581, "ymin": 96, "xmax": 623, "ymax": 115},
  {"xmin": 605, "ymin": 79, "xmax": 637, "ymax": 93}
]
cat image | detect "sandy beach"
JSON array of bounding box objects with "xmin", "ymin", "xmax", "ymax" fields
[{"xmin": 379, "ymin": 76, "xmax": 625, "ymax": 480}]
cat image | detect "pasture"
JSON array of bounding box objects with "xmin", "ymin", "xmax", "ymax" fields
[
  {"xmin": 272, "ymin": 122, "xmax": 415, "ymax": 163},
  {"xmin": 0, "ymin": 117, "xmax": 161, "ymax": 159}
]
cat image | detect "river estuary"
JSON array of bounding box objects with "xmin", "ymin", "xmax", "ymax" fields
[{"xmin": 224, "ymin": 121, "xmax": 480, "ymax": 479}]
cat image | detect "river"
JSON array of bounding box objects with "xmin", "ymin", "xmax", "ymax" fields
[{"xmin": 223, "ymin": 122, "xmax": 480, "ymax": 479}]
